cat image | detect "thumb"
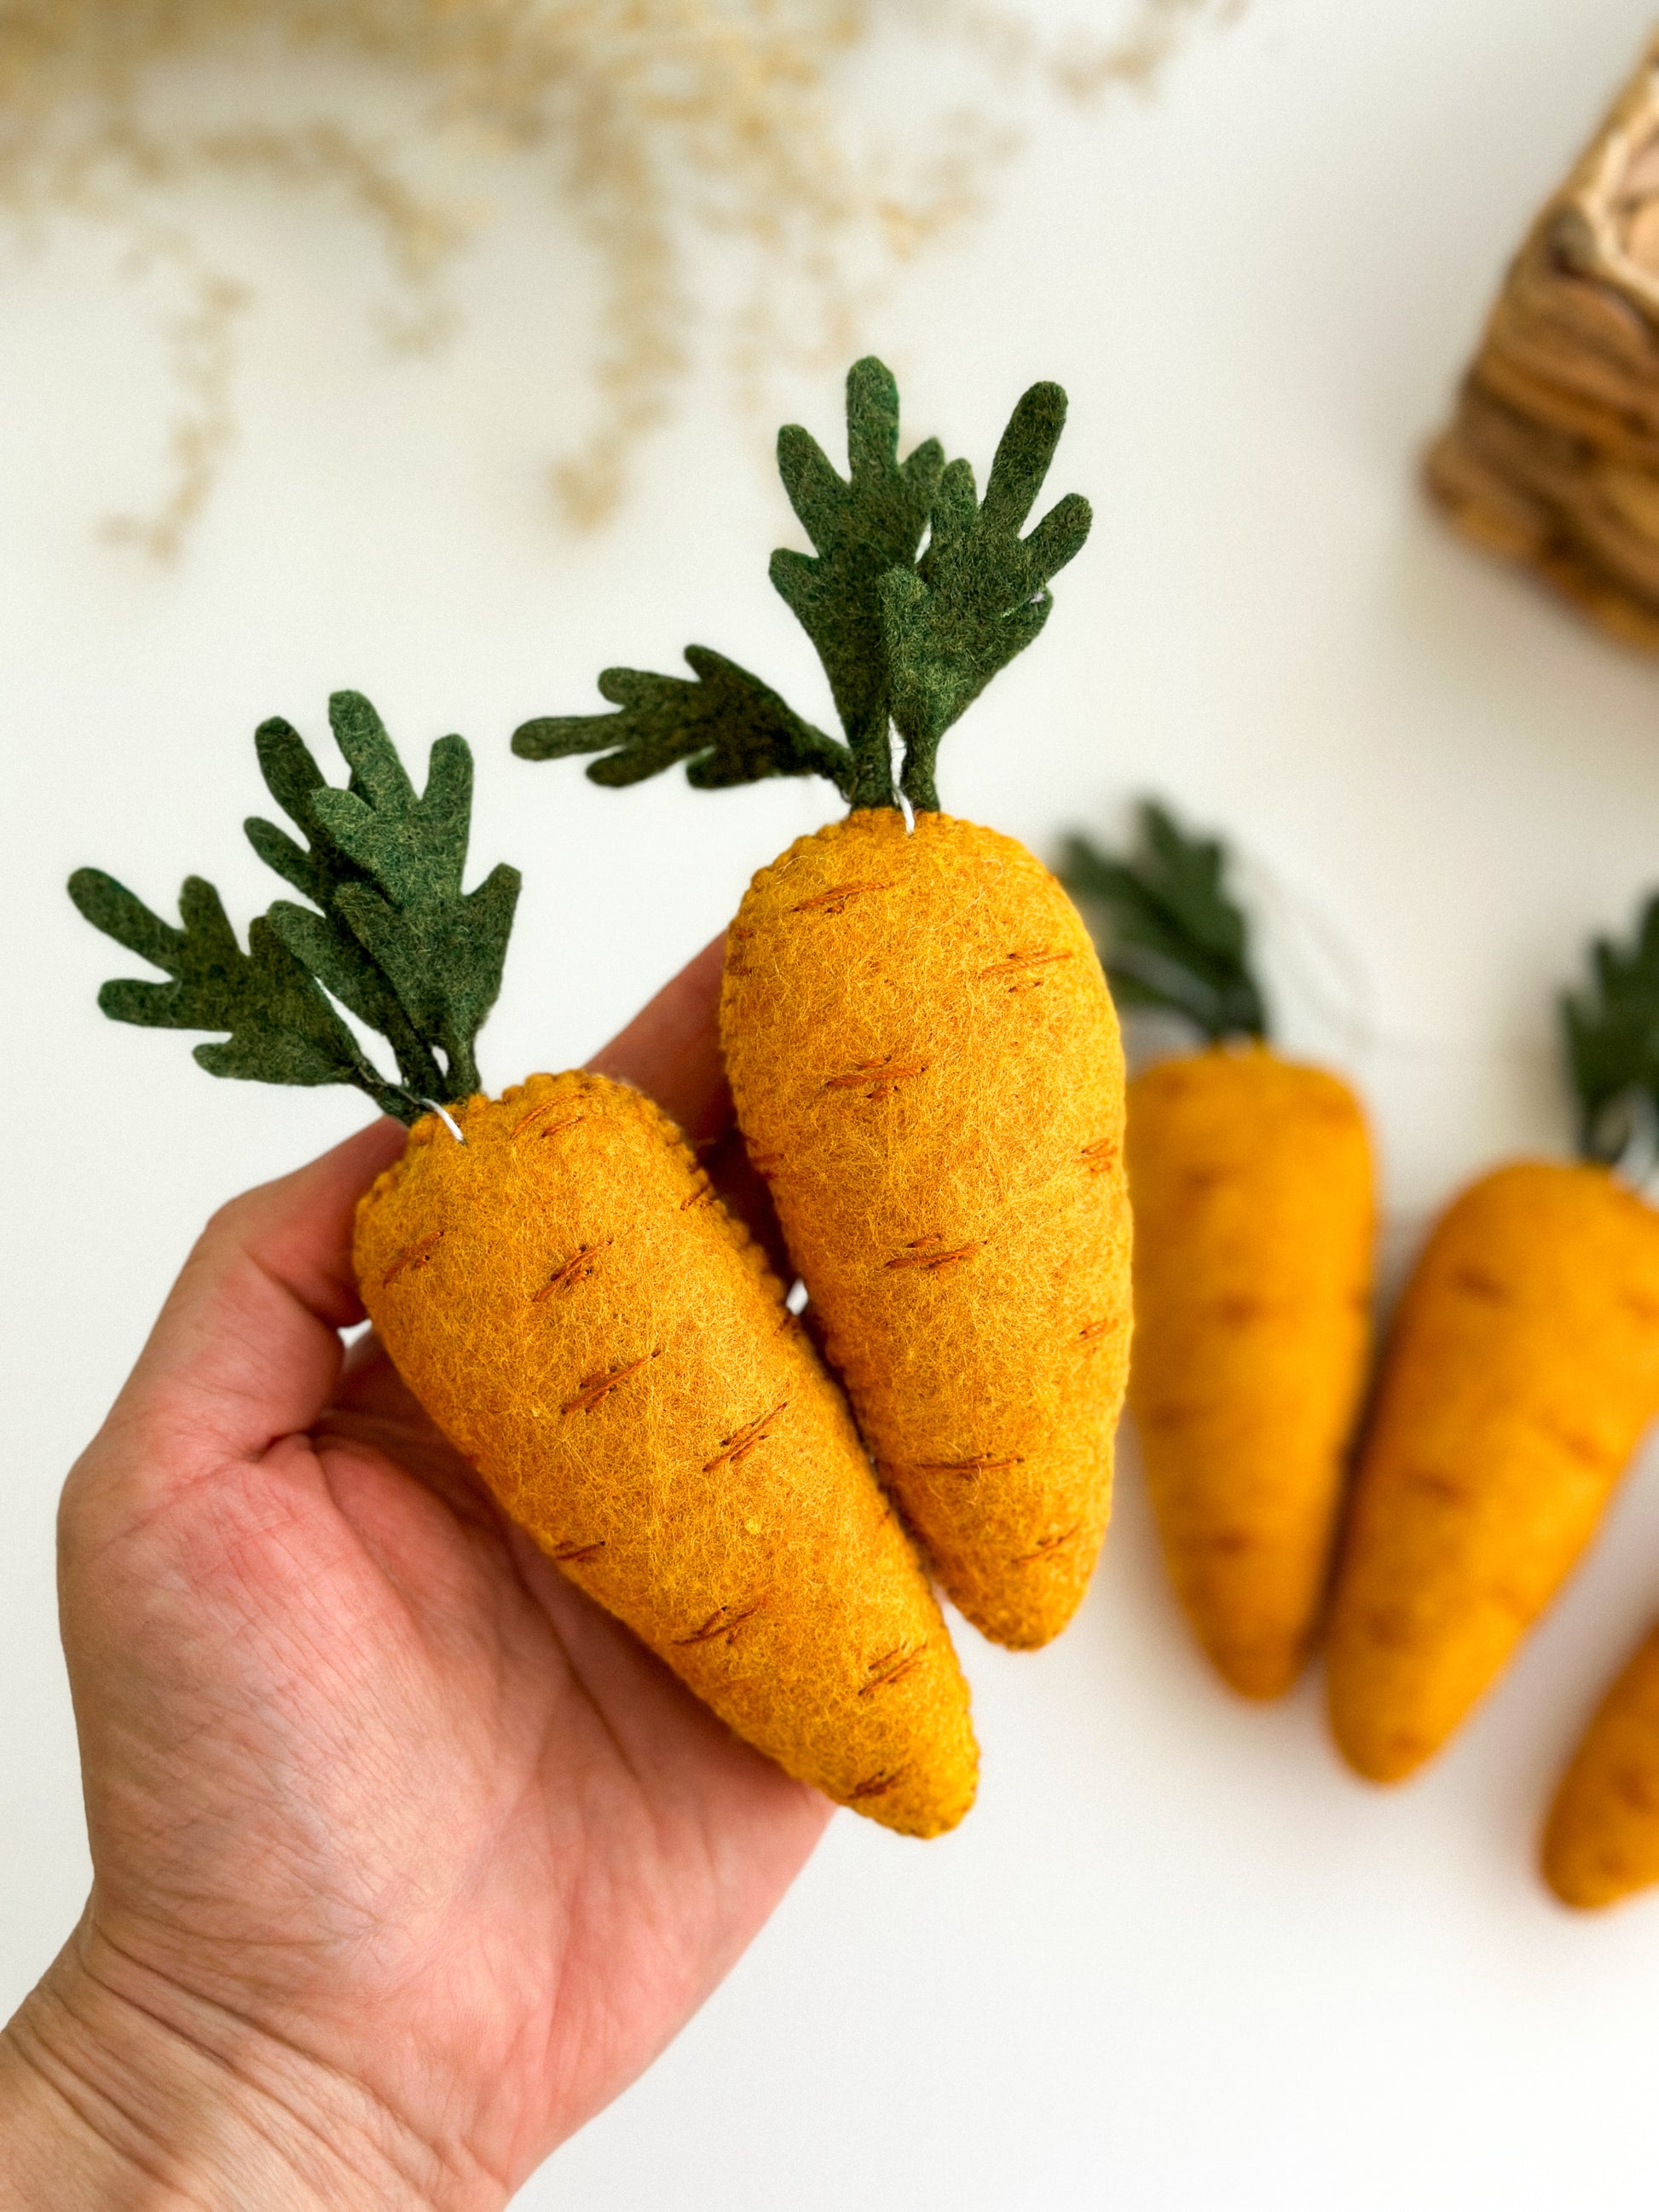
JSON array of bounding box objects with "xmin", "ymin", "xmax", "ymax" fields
[{"xmin": 96, "ymin": 1117, "xmax": 408, "ymax": 1483}]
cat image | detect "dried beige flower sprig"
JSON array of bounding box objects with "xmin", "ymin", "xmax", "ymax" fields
[{"xmin": 0, "ymin": 0, "xmax": 1240, "ymax": 555}]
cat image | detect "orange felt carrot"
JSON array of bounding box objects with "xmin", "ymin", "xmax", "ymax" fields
[
  {"xmin": 1541, "ymin": 1619, "xmax": 1659, "ymax": 1909},
  {"xmin": 1326, "ymin": 895, "xmax": 1659, "ymax": 1785},
  {"xmin": 514, "ymin": 360, "xmax": 1132, "ymax": 1650},
  {"xmin": 720, "ymin": 809, "xmax": 1128, "ymax": 1649},
  {"xmin": 69, "ymin": 691, "xmax": 977, "ymax": 1836},
  {"xmin": 1061, "ymin": 802, "xmax": 1377, "ymax": 1698}
]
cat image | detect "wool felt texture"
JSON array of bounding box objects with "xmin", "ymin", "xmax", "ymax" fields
[
  {"xmin": 1126, "ymin": 1047, "xmax": 1375, "ymax": 1701},
  {"xmin": 1325, "ymin": 1161, "xmax": 1659, "ymax": 1786},
  {"xmin": 771, "ymin": 354, "xmax": 943, "ymax": 802},
  {"xmin": 67, "ymin": 865, "xmax": 392, "ymax": 1098},
  {"xmin": 254, "ymin": 690, "xmax": 521, "ymax": 1108},
  {"xmin": 512, "ymin": 356, "xmax": 1091, "ymax": 816},
  {"xmin": 512, "ymin": 646, "xmax": 853, "ymax": 800},
  {"xmin": 720, "ymin": 809, "xmax": 1132, "ymax": 1649},
  {"xmin": 72, "ymin": 690, "xmax": 520, "ymax": 1123},
  {"xmin": 356, "ymin": 1069, "xmax": 980, "ymax": 1836},
  {"xmin": 879, "ymin": 380, "xmax": 1090, "ymax": 812},
  {"xmin": 1541, "ymin": 1620, "xmax": 1659, "ymax": 1909},
  {"xmin": 1059, "ymin": 802, "xmax": 1372, "ymax": 1695},
  {"xmin": 1564, "ymin": 889, "xmax": 1659, "ymax": 1163},
  {"xmin": 1058, "ymin": 800, "xmax": 1269, "ymax": 1044}
]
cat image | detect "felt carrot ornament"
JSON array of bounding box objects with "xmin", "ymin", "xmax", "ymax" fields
[
  {"xmin": 1540, "ymin": 1619, "xmax": 1659, "ymax": 1909},
  {"xmin": 1326, "ymin": 893, "xmax": 1659, "ymax": 1785},
  {"xmin": 68, "ymin": 690, "xmax": 978, "ymax": 1837},
  {"xmin": 1058, "ymin": 801, "xmax": 1376, "ymax": 1699},
  {"xmin": 513, "ymin": 360, "xmax": 1131, "ymax": 1651}
]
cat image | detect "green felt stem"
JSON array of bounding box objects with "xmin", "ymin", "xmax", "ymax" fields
[
  {"xmin": 1563, "ymin": 892, "xmax": 1659, "ymax": 1164},
  {"xmin": 1059, "ymin": 800, "xmax": 1269, "ymax": 1045},
  {"xmin": 71, "ymin": 691, "xmax": 520, "ymax": 1121},
  {"xmin": 248, "ymin": 713, "xmax": 447, "ymax": 1100},
  {"xmin": 512, "ymin": 358, "xmax": 1090, "ymax": 816}
]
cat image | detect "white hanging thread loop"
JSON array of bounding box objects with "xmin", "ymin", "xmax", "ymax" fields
[
  {"xmin": 421, "ymin": 1098, "xmax": 466, "ymax": 1145},
  {"xmin": 1596, "ymin": 1087, "xmax": 1659, "ymax": 1198}
]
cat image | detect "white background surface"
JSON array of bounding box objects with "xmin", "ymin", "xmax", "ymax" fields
[{"xmin": 8, "ymin": 3, "xmax": 1659, "ymax": 2204}]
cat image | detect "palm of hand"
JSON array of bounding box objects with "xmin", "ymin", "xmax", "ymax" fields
[{"xmin": 50, "ymin": 998, "xmax": 829, "ymax": 2203}]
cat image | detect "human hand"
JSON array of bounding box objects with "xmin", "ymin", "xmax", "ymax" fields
[{"xmin": 0, "ymin": 939, "xmax": 831, "ymax": 2210}]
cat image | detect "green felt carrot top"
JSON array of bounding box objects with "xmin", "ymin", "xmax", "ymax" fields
[
  {"xmin": 68, "ymin": 692, "xmax": 519, "ymax": 1124},
  {"xmin": 1564, "ymin": 893, "xmax": 1659, "ymax": 1167},
  {"xmin": 1059, "ymin": 800, "xmax": 1269, "ymax": 1047},
  {"xmin": 512, "ymin": 357, "xmax": 1092, "ymax": 814}
]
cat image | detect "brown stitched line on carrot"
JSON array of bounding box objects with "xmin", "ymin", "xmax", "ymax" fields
[
  {"xmin": 551, "ymin": 1539, "xmax": 607, "ymax": 1564},
  {"xmin": 1614, "ymin": 1765, "xmax": 1659, "ymax": 1813},
  {"xmin": 1080, "ymin": 1138, "xmax": 1119, "ymax": 1173},
  {"xmin": 824, "ymin": 1057, "xmax": 929, "ymax": 1100},
  {"xmin": 1141, "ymin": 1401, "xmax": 1197, "ymax": 1431},
  {"xmin": 513, "ymin": 1103, "xmax": 587, "ymax": 1142},
  {"xmin": 979, "ymin": 945, "xmax": 1074, "ymax": 986},
  {"xmin": 885, "ymin": 1233, "xmax": 984, "ymax": 1273},
  {"xmin": 702, "ymin": 1400, "xmax": 789, "ymax": 1474},
  {"xmin": 859, "ymin": 1644, "xmax": 927, "ymax": 1696},
  {"xmin": 979, "ymin": 945, "xmax": 1072, "ymax": 971},
  {"xmin": 1202, "ymin": 1530, "xmax": 1254, "ymax": 1557},
  {"xmin": 1406, "ymin": 1469, "xmax": 1468, "ymax": 1505},
  {"xmin": 912, "ymin": 1452, "xmax": 1023, "ymax": 1478},
  {"xmin": 848, "ymin": 1768, "xmax": 906, "ymax": 1802},
  {"xmin": 1362, "ymin": 1605, "xmax": 1415, "ymax": 1652},
  {"xmin": 791, "ymin": 877, "xmax": 897, "ymax": 915},
  {"xmin": 679, "ymin": 1174, "xmax": 716, "ymax": 1210},
  {"xmin": 560, "ymin": 1352, "xmax": 657, "ymax": 1416},
  {"xmin": 1452, "ymin": 1266, "xmax": 1509, "ymax": 1302},
  {"xmin": 382, "ymin": 1230, "xmax": 446, "ymax": 1287},
  {"xmin": 1011, "ymin": 1523, "xmax": 1081, "ymax": 1566},
  {"xmin": 1536, "ymin": 1418, "xmax": 1613, "ymax": 1470},
  {"xmin": 1079, "ymin": 1318, "xmax": 1113, "ymax": 1342},
  {"xmin": 673, "ymin": 1597, "xmax": 767, "ymax": 1647},
  {"xmin": 534, "ymin": 1241, "xmax": 612, "ymax": 1301}
]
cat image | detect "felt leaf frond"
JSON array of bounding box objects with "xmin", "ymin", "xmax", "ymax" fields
[
  {"xmin": 1564, "ymin": 892, "xmax": 1659, "ymax": 1164},
  {"xmin": 884, "ymin": 380, "xmax": 1092, "ymax": 811},
  {"xmin": 1059, "ymin": 800, "xmax": 1269, "ymax": 1044},
  {"xmin": 292, "ymin": 691, "xmax": 520, "ymax": 1100},
  {"xmin": 512, "ymin": 646, "xmax": 854, "ymax": 798},
  {"xmin": 66, "ymin": 867, "xmax": 412, "ymax": 1112},
  {"xmin": 516, "ymin": 361, "xmax": 1090, "ymax": 819},
  {"xmin": 247, "ymin": 710, "xmax": 445, "ymax": 1100},
  {"xmin": 770, "ymin": 355, "xmax": 945, "ymax": 807},
  {"xmin": 72, "ymin": 691, "xmax": 522, "ymax": 1122}
]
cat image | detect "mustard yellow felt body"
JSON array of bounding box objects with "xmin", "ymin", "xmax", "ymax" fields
[
  {"xmin": 1326, "ymin": 1160, "xmax": 1659, "ymax": 1785},
  {"xmin": 355, "ymin": 1071, "xmax": 978, "ymax": 1837},
  {"xmin": 1542, "ymin": 1621, "xmax": 1659, "ymax": 1909},
  {"xmin": 720, "ymin": 809, "xmax": 1131, "ymax": 1649},
  {"xmin": 1126, "ymin": 1047, "xmax": 1375, "ymax": 1700}
]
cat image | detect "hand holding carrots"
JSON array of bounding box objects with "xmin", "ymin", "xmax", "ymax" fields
[
  {"xmin": 0, "ymin": 948, "xmax": 832, "ymax": 2209},
  {"xmin": 72, "ymin": 692, "xmax": 978, "ymax": 1834}
]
